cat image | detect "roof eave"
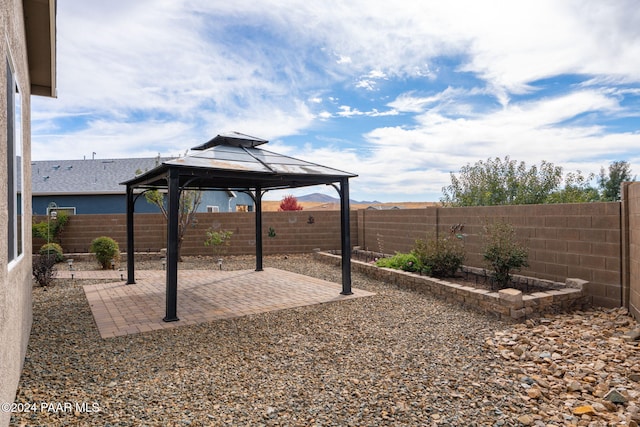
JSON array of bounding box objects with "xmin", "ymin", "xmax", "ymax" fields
[
  {"xmin": 120, "ymin": 163, "xmax": 170, "ymax": 187},
  {"xmin": 33, "ymin": 190, "xmax": 126, "ymax": 196},
  {"xmin": 23, "ymin": 0, "xmax": 57, "ymax": 98}
]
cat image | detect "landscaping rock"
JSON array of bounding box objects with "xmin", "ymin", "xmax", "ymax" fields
[
  {"xmin": 10, "ymin": 255, "xmax": 640, "ymax": 426},
  {"xmin": 604, "ymin": 389, "xmax": 627, "ymax": 404}
]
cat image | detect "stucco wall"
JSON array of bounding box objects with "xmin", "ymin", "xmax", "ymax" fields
[{"xmin": 1, "ymin": 0, "xmax": 33, "ymax": 425}]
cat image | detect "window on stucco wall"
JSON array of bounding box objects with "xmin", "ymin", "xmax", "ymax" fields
[{"xmin": 7, "ymin": 57, "xmax": 23, "ymax": 265}]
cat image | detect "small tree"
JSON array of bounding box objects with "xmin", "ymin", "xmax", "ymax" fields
[
  {"xmin": 204, "ymin": 228, "xmax": 233, "ymax": 257},
  {"xmin": 482, "ymin": 221, "xmax": 529, "ymax": 289},
  {"xmin": 278, "ymin": 195, "xmax": 303, "ymax": 211},
  {"xmin": 145, "ymin": 189, "xmax": 202, "ymax": 260}
]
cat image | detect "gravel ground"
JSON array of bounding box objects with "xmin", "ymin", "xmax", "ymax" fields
[{"xmin": 10, "ymin": 254, "xmax": 640, "ymax": 426}]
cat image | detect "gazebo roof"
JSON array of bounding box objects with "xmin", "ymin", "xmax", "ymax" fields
[{"xmin": 121, "ymin": 132, "xmax": 356, "ymax": 191}]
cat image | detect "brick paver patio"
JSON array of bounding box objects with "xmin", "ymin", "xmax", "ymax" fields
[{"xmin": 66, "ymin": 268, "xmax": 374, "ymax": 339}]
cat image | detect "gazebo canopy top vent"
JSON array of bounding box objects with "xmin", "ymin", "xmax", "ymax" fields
[{"xmin": 191, "ymin": 131, "xmax": 268, "ymax": 150}]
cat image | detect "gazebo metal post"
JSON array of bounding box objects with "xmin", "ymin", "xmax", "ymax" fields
[
  {"xmin": 164, "ymin": 169, "xmax": 180, "ymax": 322},
  {"xmin": 255, "ymin": 186, "xmax": 263, "ymax": 272},
  {"xmin": 126, "ymin": 186, "xmax": 136, "ymax": 284},
  {"xmin": 340, "ymin": 177, "xmax": 353, "ymax": 295}
]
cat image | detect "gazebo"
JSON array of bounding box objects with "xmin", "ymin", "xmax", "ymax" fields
[{"xmin": 121, "ymin": 132, "xmax": 357, "ymax": 322}]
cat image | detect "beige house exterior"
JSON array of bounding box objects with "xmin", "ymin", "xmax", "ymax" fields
[{"xmin": 1, "ymin": 0, "xmax": 56, "ymax": 425}]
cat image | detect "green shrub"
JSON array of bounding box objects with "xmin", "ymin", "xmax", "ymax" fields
[
  {"xmin": 39, "ymin": 242, "xmax": 64, "ymax": 263},
  {"xmin": 32, "ymin": 255, "xmax": 57, "ymax": 287},
  {"xmin": 482, "ymin": 221, "xmax": 529, "ymax": 288},
  {"xmin": 412, "ymin": 235, "xmax": 465, "ymax": 278},
  {"xmin": 204, "ymin": 228, "xmax": 233, "ymax": 256},
  {"xmin": 32, "ymin": 221, "xmax": 50, "ymax": 240},
  {"xmin": 90, "ymin": 236, "xmax": 120, "ymax": 269},
  {"xmin": 32, "ymin": 211, "xmax": 69, "ymax": 243},
  {"xmin": 375, "ymin": 252, "xmax": 420, "ymax": 272}
]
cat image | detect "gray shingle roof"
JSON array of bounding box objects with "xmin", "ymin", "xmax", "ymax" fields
[{"xmin": 32, "ymin": 157, "xmax": 170, "ymax": 195}]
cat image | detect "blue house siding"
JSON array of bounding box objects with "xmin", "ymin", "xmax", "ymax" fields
[
  {"xmin": 200, "ymin": 191, "xmax": 254, "ymax": 212},
  {"xmin": 33, "ymin": 194, "xmax": 160, "ymax": 215},
  {"xmin": 33, "ymin": 192, "xmax": 254, "ymax": 214}
]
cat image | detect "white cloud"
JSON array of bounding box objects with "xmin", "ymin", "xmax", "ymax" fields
[
  {"xmin": 355, "ymin": 80, "xmax": 376, "ymax": 91},
  {"xmin": 347, "ymin": 88, "xmax": 636, "ymax": 199},
  {"xmin": 31, "ymin": 0, "xmax": 640, "ymax": 202},
  {"xmin": 333, "ymin": 106, "xmax": 398, "ymax": 118},
  {"xmin": 387, "ymin": 89, "xmax": 458, "ymax": 113},
  {"xmin": 336, "ymin": 106, "xmax": 362, "ymax": 117}
]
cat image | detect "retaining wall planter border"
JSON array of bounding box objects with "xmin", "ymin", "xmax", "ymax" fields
[{"xmin": 314, "ymin": 251, "xmax": 592, "ymax": 321}]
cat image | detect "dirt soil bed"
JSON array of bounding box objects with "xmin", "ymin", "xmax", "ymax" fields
[
  {"xmin": 442, "ymin": 272, "xmax": 552, "ymax": 294},
  {"xmin": 350, "ymin": 250, "xmax": 556, "ymax": 294}
]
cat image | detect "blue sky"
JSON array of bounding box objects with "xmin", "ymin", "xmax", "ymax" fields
[{"xmin": 32, "ymin": 0, "xmax": 640, "ymax": 202}]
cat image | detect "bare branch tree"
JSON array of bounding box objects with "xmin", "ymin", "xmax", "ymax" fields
[{"xmin": 145, "ymin": 189, "xmax": 202, "ymax": 261}]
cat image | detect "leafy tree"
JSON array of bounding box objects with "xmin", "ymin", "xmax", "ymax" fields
[
  {"xmin": 545, "ymin": 171, "xmax": 600, "ymax": 203},
  {"xmin": 278, "ymin": 194, "xmax": 303, "ymax": 211},
  {"xmin": 441, "ymin": 156, "xmax": 563, "ymax": 206},
  {"xmin": 146, "ymin": 189, "xmax": 202, "ymax": 261},
  {"xmin": 598, "ymin": 161, "xmax": 635, "ymax": 201}
]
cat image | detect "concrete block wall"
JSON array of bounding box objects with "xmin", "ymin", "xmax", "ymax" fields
[
  {"xmin": 34, "ymin": 200, "xmax": 626, "ymax": 309},
  {"xmin": 35, "ymin": 210, "xmax": 356, "ymax": 258},
  {"xmin": 357, "ymin": 203, "xmax": 622, "ymax": 308},
  {"xmin": 357, "ymin": 208, "xmax": 437, "ymax": 254},
  {"xmin": 182, "ymin": 211, "xmax": 354, "ymax": 256},
  {"xmin": 34, "ymin": 214, "xmax": 165, "ymax": 254},
  {"xmin": 626, "ymin": 182, "xmax": 640, "ymax": 320},
  {"xmin": 441, "ymin": 203, "xmax": 622, "ymax": 308}
]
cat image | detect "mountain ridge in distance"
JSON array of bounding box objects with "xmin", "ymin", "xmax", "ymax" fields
[{"xmin": 296, "ymin": 192, "xmax": 380, "ymax": 205}]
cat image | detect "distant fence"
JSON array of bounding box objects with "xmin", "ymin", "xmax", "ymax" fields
[{"xmin": 33, "ymin": 182, "xmax": 640, "ymax": 314}]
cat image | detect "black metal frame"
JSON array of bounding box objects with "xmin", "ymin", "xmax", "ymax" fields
[{"xmin": 123, "ymin": 145, "xmax": 355, "ymax": 322}]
